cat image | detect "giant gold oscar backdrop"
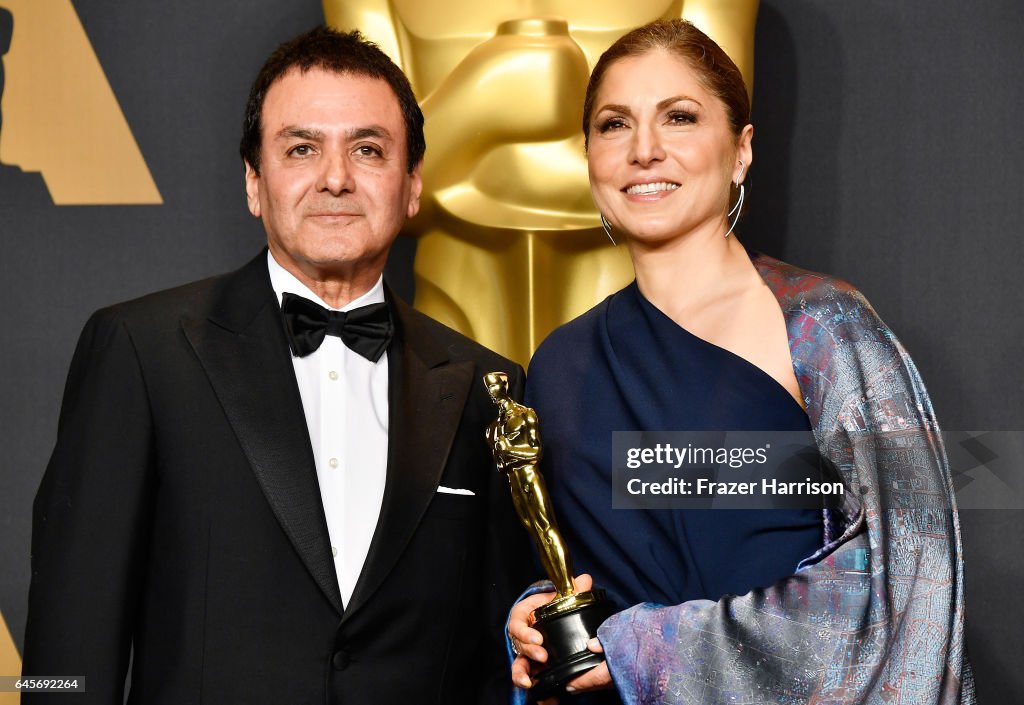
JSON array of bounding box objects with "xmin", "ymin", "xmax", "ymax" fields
[
  {"xmin": 324, "ymin": 0, "xmax": 758, "ymax": 367},
  {"xmin": 0, "ymin": 0, "xmax": 160, "ymax": 205}
]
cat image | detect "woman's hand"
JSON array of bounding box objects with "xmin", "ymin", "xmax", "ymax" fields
[
  {"xmin": 515, "ymin": 637, "xmax": 613, "ymax": 704},
  {"xmin": 509, "ymin": 574, "xmax": 614, "ymax": 701},
  {"xmin": 561, "ymin": 639, "xmax": 612, "ymax": 695}
]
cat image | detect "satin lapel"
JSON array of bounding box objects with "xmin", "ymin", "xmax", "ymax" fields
[
  {"xmin": 342, "ymin": 297, "xmax": 474, "ymax": 621},
  {"xmin": 181, "ymin": 255, "xmax": 344, "ymax": 615}
]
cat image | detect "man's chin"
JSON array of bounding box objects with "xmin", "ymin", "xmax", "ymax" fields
[{"xmin": 304, "ymin": 250, "xmax": 389, "ymax": 277}]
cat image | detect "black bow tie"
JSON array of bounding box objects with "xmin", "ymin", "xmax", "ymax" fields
[{"xmin": 280, "ymin": 292, "xmax": 393, "ymax": 362}]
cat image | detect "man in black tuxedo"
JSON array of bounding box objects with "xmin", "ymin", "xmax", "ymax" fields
[{"xmin": 23, "ymin": 27, "xmax": 531, "ymax": 704}]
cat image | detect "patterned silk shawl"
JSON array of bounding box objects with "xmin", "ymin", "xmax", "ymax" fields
[{"xmin": 595, "ymin": 253, "xmax": 974, "ymax": 705}]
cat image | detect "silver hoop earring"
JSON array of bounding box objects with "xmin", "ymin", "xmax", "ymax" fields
[
  {"xmin": 725, "ymin": 183, "xmax": 744, "ymax": 239},
  {"xmin": 600, "ymin": 213, "xmax": 617, "ymax": 246}
]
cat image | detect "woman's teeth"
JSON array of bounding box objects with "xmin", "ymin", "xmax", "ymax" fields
[{"xmin": 625, "ymin": 182, "xmax": 680, "ymax": 195}]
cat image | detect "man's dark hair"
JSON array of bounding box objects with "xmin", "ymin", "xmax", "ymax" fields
[{"xmin": 240, "ymin": 26, "xmax": 425, "ymax": 175}]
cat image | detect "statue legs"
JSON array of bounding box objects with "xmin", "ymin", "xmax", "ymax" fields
[{"xmin": 507, "ymin": 465, "xmax": 574, "ymax": 597}]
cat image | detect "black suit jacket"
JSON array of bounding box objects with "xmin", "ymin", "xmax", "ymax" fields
[{"xmin": 24, "ymin": 252, "xmax": 533, "ymax": 704}]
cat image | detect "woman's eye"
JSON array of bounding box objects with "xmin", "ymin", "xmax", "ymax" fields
[
  {"xmin": 597, "ymin": 117, "xmax": 627, "ymax": 133},
  {"xmin": 667, "ymin": 111, "xmax": 697, "ymax": 125}
]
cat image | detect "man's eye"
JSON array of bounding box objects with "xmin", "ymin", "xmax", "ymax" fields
[
  {"xmin": 288, "ymin": 145, "xmax": 314, "ymax": 157},
  {"xmin": 355, "ymin": 144, "xmax": 383, "ymax": 157}
]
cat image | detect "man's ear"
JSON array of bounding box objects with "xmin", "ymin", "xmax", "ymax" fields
[
  {"xmin": 406, "ymin": 160, "xmax": 423, "ymax": 219},
  {"xmin": 244, "ymin": 161, "xmax": 261, "ymax": 217}
]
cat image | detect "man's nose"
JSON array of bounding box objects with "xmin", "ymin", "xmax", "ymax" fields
[
  {"xmin": 316, "ymin": 150, "xmax": 355, "ymax": 195},
  {"xmin": 629, "ymin": 123, "xmax": 666, "ymax": 167}
]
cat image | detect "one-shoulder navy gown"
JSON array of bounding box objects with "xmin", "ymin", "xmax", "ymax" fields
[{"xmin": 524, "ymin": 282, "xmax": 824, "ymax": 704}]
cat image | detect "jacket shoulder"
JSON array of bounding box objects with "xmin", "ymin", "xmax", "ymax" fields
[
  {"xmin": 70, "ymin": 272, "xmax": 236, "ymax": 358},
  {"xmin": 86, "ymin": 253, "xmax": 268, "ymax": 335},
  {"xmin": 96, "ymin": 274, "xmax": 224, "ymax": 322}
]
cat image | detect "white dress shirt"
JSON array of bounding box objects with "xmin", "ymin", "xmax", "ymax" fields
[{"xmin": 267, "ymin": 251, "xmax": 389, "ymax": 607}]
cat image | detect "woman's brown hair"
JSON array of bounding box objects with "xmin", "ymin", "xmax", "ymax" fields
[{"xmin": 582, "ymin": 19, "xmax": 751, "ymax": 147}]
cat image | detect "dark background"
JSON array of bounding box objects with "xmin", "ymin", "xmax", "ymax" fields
[{"xmin": 1, "ymin": 0, "xmax": 1019, "ymax": 701}]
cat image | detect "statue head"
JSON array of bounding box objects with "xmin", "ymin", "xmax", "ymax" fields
[{"xmin": 483, "ymin": 372, "xmax": 510, "ymax": 403}]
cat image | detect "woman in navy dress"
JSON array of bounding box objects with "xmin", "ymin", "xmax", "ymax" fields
[{"xmin": 508, "ymin": 19, "xmax": 971, "ymax": 705}]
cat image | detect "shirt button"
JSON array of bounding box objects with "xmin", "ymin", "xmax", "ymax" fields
[
  {"xmin": 329, "ymin": 370, "xmax": 339, "ymax": 380},
  {"xmin": 332, "ymin": 546, "xmax": 338, "ymax": 557},
  {"xmin": 329, "ymin": 457, "xmax": 339, "ymax": 469}
]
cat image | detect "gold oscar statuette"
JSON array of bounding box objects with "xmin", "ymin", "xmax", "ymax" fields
[{"xmin": 484, "ymin": 372, "xmax": 614, "ymax": 699}]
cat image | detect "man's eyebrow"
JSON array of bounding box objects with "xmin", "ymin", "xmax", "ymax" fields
[
  {"xmin": 276, "ymin": 126, "xmax": 324, "ymax": 141},
  {"xmin": 349, "ymin": 125, "xmax": 392, "ymax": 141}
]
